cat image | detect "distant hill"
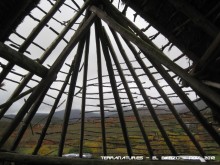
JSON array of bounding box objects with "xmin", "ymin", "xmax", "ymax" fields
[
  {"xmin": 53, "ymin": 109, "xmax": 101, "ymax": 120},
  {"xmin": 3, "ymin": 109, "xmax": 116, "ymax": 124},
  {"xmin": 3, "ymin": 99, "xmax": 209, "ymax": 124}
]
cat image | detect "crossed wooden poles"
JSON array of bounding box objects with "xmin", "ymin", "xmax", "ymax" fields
[{"xmin": 0, "ymin": 0, "xmax": 220, "ymax": 161}]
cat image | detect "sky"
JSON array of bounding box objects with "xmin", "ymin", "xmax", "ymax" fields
[{"xmin": 0, "ymin": 0, "xmax": 195, "ymax": 115}]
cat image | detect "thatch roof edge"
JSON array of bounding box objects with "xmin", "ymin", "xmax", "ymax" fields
[{"xmin": 0, "ymin": 0, "xmax": 41, "ymax": 42}]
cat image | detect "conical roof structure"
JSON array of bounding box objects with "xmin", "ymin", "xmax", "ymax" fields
[{"xmin": 0, "ymin": 0, "xmax": 220, "ymax": 164}]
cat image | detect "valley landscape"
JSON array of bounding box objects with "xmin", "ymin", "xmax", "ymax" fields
[{"xmin": 0, "ymin": 106, "xmax": 220, "ymax": 161}]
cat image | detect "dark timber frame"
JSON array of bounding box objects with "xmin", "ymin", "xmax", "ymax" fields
[{"xmin": 0, "ymin": 0, "xmax": 220, "ymax": 164}]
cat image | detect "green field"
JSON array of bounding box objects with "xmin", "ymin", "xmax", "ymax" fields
[{"xmin": 0, "ymin": 112, "xmax": 220, "ymax": 162}]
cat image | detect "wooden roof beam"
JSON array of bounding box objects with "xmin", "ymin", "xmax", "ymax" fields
[
  {"xmin": 99, "ymin": 21, "xmax": 133, "ymax": 157},
  {"xmin": 90, "ymin": 4, "xmax": 220, "ymax": 109},
  {"xmin": 106, "ymin": 27, "xmax": 154, "ymax": 157},
  {"xmin": 168, "ymin": 0, "xmax": 219, "ymax": 38},
  {"xmin": 102, "ymin": 0, "xmax": 199, "ymax": 62},
  {"xmin": 0, "ymin": 42, "xmax": 48, "ymax": 78},
  {"xmin": 0, "ymin": 0, "xmax": 92, "ymax": 120},
  {"xmin": 2, "ymin": 152, "xmax": 218, "ymax": 165},
  {"xmin": 193, "ymin": 32, "xmax": 220, "ymax": 75},
  {"xmin": 0, "ymin": 0, "xmax": 65, "ymax": 85},
  {"xmin": 94, "ymin": 20, "xmax": 107, "ymax": 156}
]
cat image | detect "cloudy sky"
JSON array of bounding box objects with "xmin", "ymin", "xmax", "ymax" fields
[{"xmin": 0, "ymin": 0, "xmax": 194, "ymax": 115}]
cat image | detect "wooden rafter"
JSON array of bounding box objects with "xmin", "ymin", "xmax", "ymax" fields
[
  {"xmin": 90, "ymin": 4, "xmax": 220, "ymax": 109},
  {"xmin": 0, "ymin": 42, "xmax": 48, "ymax": 78},
  {"xmin": 0, "ymin": 0, "xmax": 219, "ymax": 162},
  {"xmin": 0, "ymin": 0, "xmax": 65, "ymax": 85},
  {"xmin": 168, "ymin": 0, "xmax": 219, "ymax": 38}
]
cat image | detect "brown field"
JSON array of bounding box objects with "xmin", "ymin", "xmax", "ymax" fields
[{"xmin": 0, "ymin": 112, "xmax": 220, "ymax": 161}]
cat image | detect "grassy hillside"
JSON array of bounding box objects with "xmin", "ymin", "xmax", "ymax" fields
[{"xmin": 0, "ymin": 111, "xmax": 219, "ymax": 161}]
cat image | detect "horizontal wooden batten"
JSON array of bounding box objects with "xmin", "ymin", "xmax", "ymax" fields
[
  {"xmin": 0, "ymin": 152, "xmax": 217, "ymax": 165},
  {"xmin": 0, "ymin": 42, "xmax": 48, "ymax": 78}
]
